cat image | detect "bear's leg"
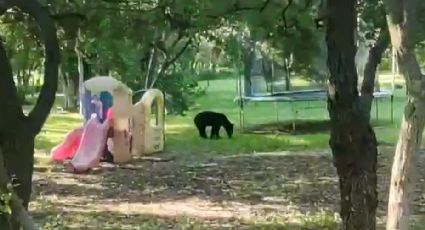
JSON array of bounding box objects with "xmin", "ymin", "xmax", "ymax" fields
[
  {"xmin": 197, "ymin": 124, "xmax": 207, "ymax": 138},
  {"xmin": 211, "ymin": 125, "xmax": 220, "ymax": 139}
]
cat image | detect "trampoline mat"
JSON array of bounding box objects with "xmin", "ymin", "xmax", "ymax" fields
[{"xmin": 239, "ymin": 89, "xmax": 392, "ymax": 102}]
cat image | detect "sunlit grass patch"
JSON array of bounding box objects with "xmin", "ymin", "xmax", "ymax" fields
[{"xmin": 35, "ymin": 113, "xmax": 82, "ymax": 151}]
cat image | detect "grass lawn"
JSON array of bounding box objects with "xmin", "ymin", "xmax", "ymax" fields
[
  {"xmin": 37, "ymin": 73, "xmax": 406, "ymax": 156},
  {"xmin": 31, "ymin": 74, "xmax": 425, "ymax": 229}
]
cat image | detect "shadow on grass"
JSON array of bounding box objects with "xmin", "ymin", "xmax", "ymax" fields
[
  {"xmin": 35, "ymin": 154, "xmax": 339, "ymax": 216},
  {"xmin": 245, "ymin": 119, "xmax": 395, "ymax": 136},
  {"xmin": 246, "ymin": 120, "xmax": 330, "ymax": 135},
  {"xmin": 32, "ymin": 149, "xmax": 425, "ymax": 229},
  {"xmin": 31, "ymin": 209, "xmax": 336, "ymax": 229}
]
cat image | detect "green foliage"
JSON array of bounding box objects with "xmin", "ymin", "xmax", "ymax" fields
[
  {"xmin": 0, "ymin": 191, "xmax": 12, "ymax": 216},
  {"xmin": 156, "ymin": 72, "xmax": 206, "ymax": 115},
  {"xmin": 1, "ymin": 13, "xmax": 43, "ymax": 74},
  {"xmin": 1, "ymin": 0, "xmax": 330, "ymax": 115}
]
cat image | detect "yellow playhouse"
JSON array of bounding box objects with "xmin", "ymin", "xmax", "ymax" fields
[
  {"xmin": 113, "ymin": 87, "xmax": 165, "ymax": 163},
  {"xmin": 132, "ymin": 89, "xmax": 165, "ymax": 156}
]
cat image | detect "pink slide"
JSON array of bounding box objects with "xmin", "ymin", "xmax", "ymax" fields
[
  {"xmin": 51, "ymin": 128, "xmax": 84, "ymax": 162},
  {"xmin": 70, "ymin": 115, "xmax": 110, "ymax": 173}
]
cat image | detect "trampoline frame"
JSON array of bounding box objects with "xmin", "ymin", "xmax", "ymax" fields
[
  {"xmin": 235, "ymin": 89, "xmax": 394, "ymax": 131},
  {"xmin": 234, "ymin": 47, "xmax": 399, "ymax": 131}
]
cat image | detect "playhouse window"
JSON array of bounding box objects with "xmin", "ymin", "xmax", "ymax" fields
[{"xmin": 150, "ymin": 100, "xmax": 159, "ymax": 126}]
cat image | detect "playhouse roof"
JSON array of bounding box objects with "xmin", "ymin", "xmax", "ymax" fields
[{"xmin": 84, "ymin": 76, "xmax": 131, "ymax": 94}]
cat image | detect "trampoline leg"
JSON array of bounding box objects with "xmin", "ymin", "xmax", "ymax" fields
[
  {"xmin": 242, "ymin": 108, "xmax": 245, "ymax": 131},
  {"xmin": 391, "ymin": 95, "xmax": 394, "ymax": 123},
  {"xmin": 274, "ymin": 102, "xmax": 279, "ymax": 122},
  {"xmin": 375, "ymin": 98, "xmax": 379, "ymax": 121},
  {"xmin": 239, "ymin": 100, "xmax": 245, "ymax": 131},
  {"xmin": 291, "ymin": 101, "xmax": 296, "ymax": 131}
]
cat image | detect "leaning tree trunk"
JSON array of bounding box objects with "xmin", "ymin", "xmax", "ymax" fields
[
  {"xmin": 384, "ymin": 0, "xmax": 425, "ymax": 229},
  {"xmin": 0, "ymin": 0, "xmax": 60, "ymax": 229},
  {"xmin": 326, "ymin": 0, "xmax": 378, "ymax": 229},
  {"xmin": 360, "ymin": 27, "xmax": 390, "ymax": 120}
]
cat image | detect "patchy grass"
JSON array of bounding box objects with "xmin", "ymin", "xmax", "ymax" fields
[{"xmin": 31, "ymin": 149, "xmax": 425, "ymax": 229}]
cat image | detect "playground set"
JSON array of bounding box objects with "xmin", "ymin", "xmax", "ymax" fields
[{"xmin": 51, "ymin": 76, "xmax": 165, "ymax": 173}]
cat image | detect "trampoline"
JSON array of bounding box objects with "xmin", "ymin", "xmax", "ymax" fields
[
  {"xmin": 233, "ymin": 44, "xmax": 398, "ymax": 131},
  {"xmin": 235, "ymin": 89, "xmax": 394, "ymax": 131}
]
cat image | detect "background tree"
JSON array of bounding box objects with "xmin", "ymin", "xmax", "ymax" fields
[
  {"xmin": 1, "ymin": 10, "xmax": 44, "ymax": 104},
  {"xmin": 357, "ymin": 0, "xmax": 389, "ymax": 119},
  {"xmin": 0, "ymin": 0, "xmax": 60, "ymax": 228},
  {"xmin": 384, "ymin": 0, "xmax": 425, "ymax": 228}
]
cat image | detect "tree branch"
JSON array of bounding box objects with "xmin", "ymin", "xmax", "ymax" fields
[
  {"xmin": 11, "ymin": 0, "xmax": 61, "ymax": 134},
  {"xmin": 359, "ymin": 27, "xmax": 389, "ymax": 122},
  {"xmin": 205, "ymin": 1, "xmax": 270, "ymax": 19},
  {"xmin": 83, "ymin": 5, "xmax": 161, "ymax": 13},
  {"xmin": 281, "ymin": 0, "xmax": 294, "ymax": 29},
  {"xmin": 50, "ymin": 12, "xmax": 85, "ymax": 21},
  {"xmin": 150, "ymin": 37, "xmax": 192, "ymax": 88},
  {"xmin": 161, "ymin": 37, "xmax": 192, "ymax": 74},
  {"xmin": 260, "ymin": 0, "xmax": 271, "ymax": 12},
  {"xmin": 0, "ymin": 39, "xmax": 24, "ymax": 135},
  {"xmin": 360, "ymin": 27, "xmax": 390, "ymax": 98}
]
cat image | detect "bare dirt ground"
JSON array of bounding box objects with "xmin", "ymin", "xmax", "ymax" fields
[{"xmin": 30, "ymin": 148, "xmax": 425, "ymax": 229}]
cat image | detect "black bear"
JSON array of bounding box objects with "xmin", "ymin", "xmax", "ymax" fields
[{"xmin": 194, "ymin": 111, "xmax": 234, "ymax": 139}]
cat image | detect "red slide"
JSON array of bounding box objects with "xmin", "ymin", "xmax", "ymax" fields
[
  {"xmin": 70, "ymin": 115, "xmax": 110, "ymax": 172},
  {"xmin": 51, "ymin": 127, "xmax": 84, "ymax": 162}
]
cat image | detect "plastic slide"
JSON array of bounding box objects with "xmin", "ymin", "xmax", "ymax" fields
[
  {"xmin": 70, "ymin": 115, "xmax": 110, "ymax": 172},
  {"xmin": 51, "ymin": 128, "xmax": 84, "ymax": 162}
]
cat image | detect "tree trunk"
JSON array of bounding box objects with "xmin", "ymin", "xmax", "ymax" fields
[
  {"xmin": 1, "ymin": 134, "xmax": 35, "ymax": 209},
  {"xmin": 384, "ymin": 0, "xmax": 425, "ymax": 228},
  {"xmin": 242, "ymin": 40, "xmax": 255, "ymax": 97},
  {"xmin": 83, "ymin": 59, "xmax": 91, "ymax": 81},
  {"xmin": 0, "ymin": 149, "xmax": 38, "ymax": 230},
  {"xmin": 326, "ymin": 0, "xmax": 378, "ymax": 229},
  {"xmin": 284, "ymin": 57, "xmax": 291, "ymax": 91},
  {"xmin": 75, "ymin": 30, "xmax": 84, "ymax": 114},
  {"xmin": 145, "ymin": 47, "xmax": 159, "ymax": 89},
  {"xmin": 60, "ymin": 67, "xmax": 77, "ymax": 110},
  {"xmin": 0, "ymin": 0, "xmax": 60, "ymax": 229},
  {"xmin": 260, "ymin": 51, "xmax": 274, "ymax": 93},
  {"xmin": 16, "ymin": 71, "xmax": 22, "ymax": 87},
  {"xmin": 22, "ymin": 73, "xmax": 30, "ymax": 94},
  {"xmin": 63, "ymin": 74, "xmax": 77, "ymax": 110}
]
